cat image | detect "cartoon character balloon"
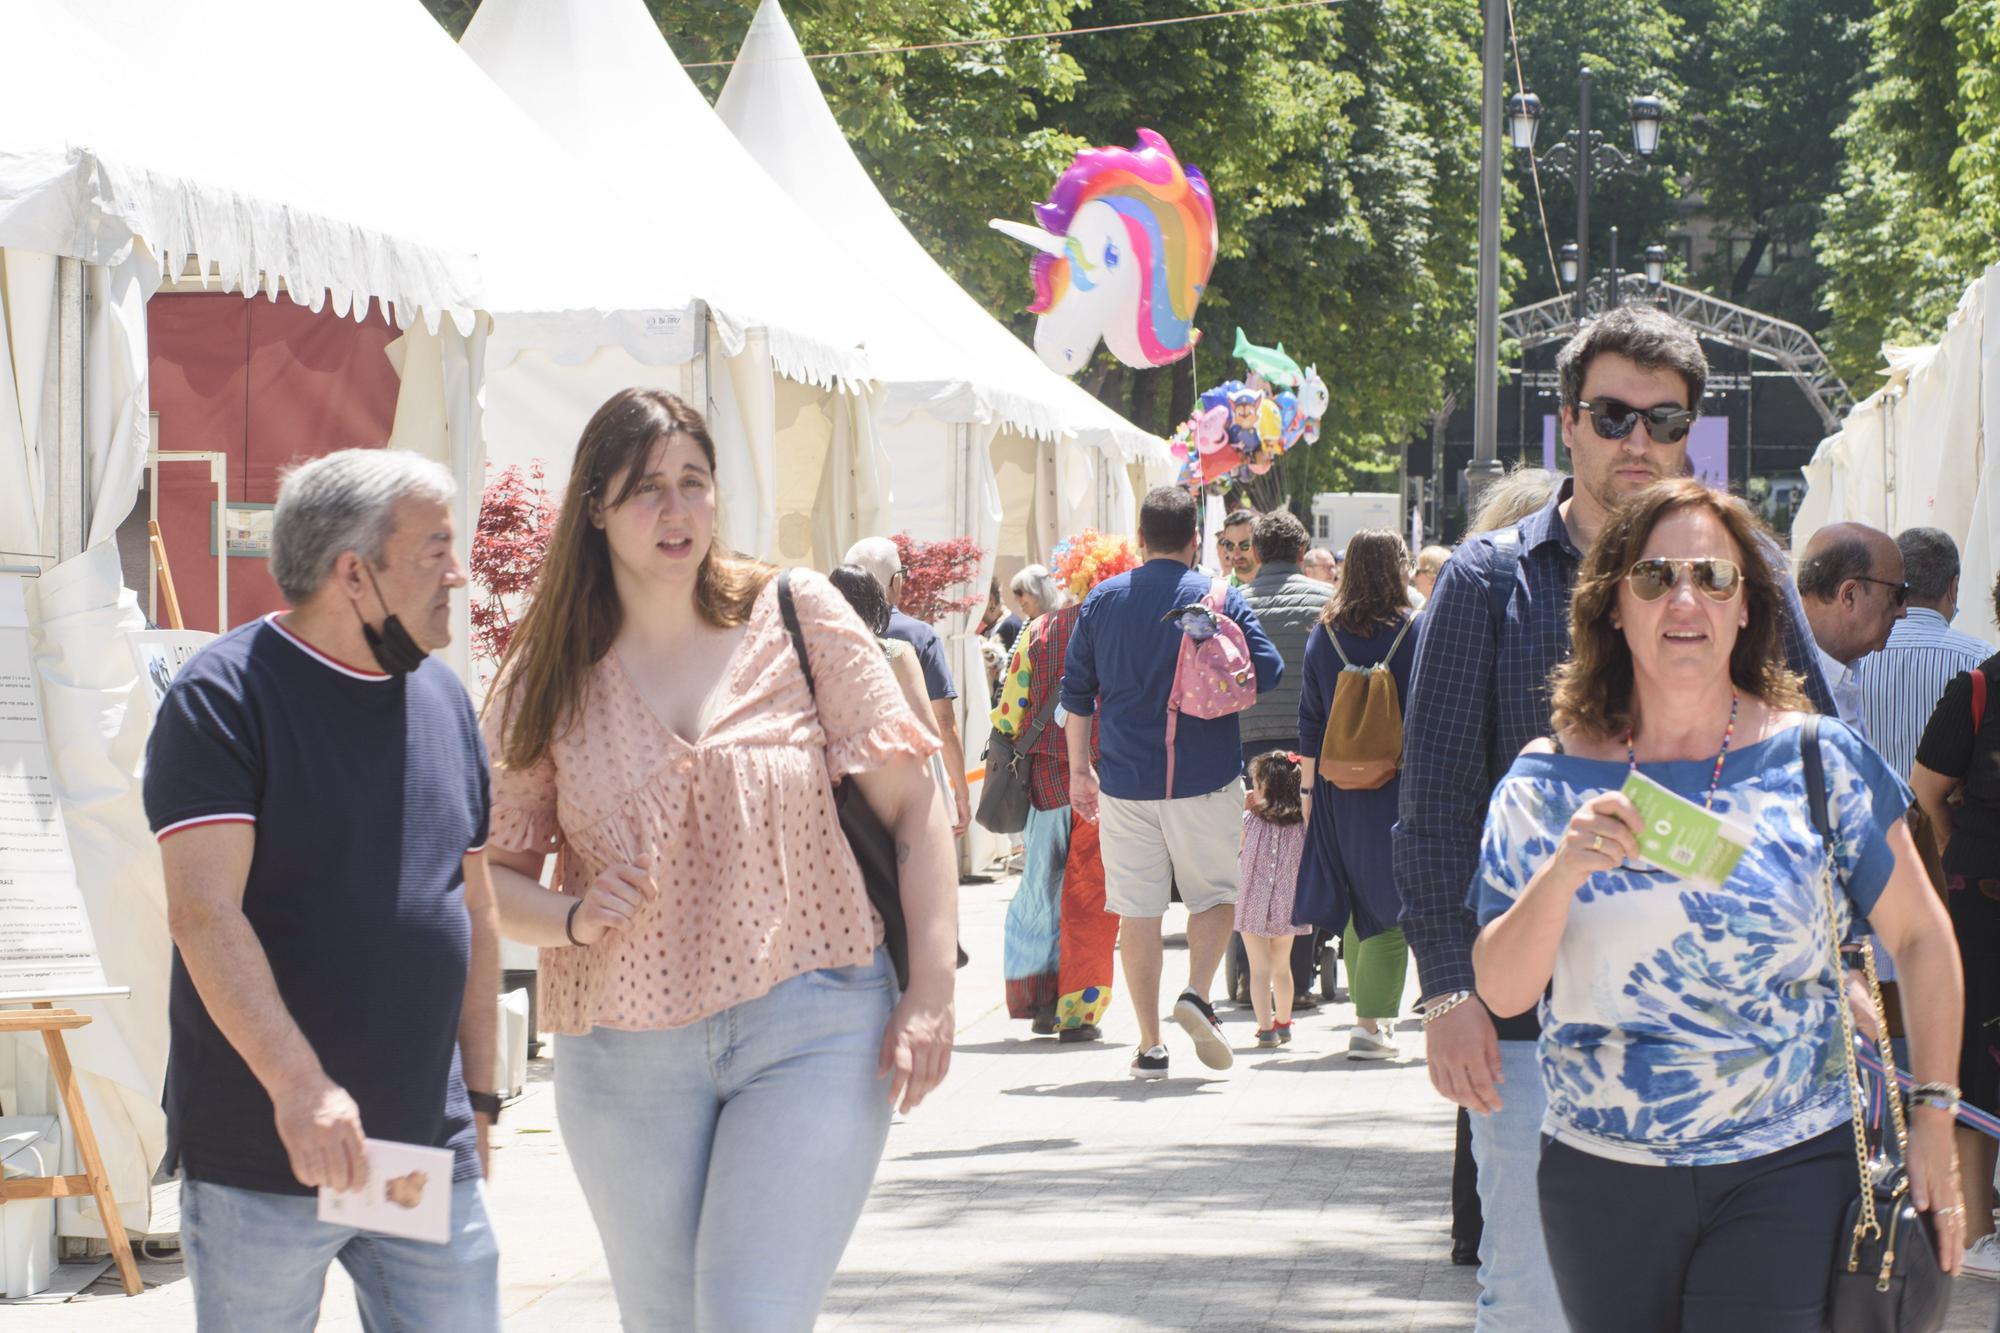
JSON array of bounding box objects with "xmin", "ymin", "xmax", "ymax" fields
[{"xmin": 990, "ymin": 129, "xmax": 1218, "ymax": 375}]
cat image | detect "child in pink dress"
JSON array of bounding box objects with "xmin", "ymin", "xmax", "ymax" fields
[{"xmin": 1236, "ymin": 751, "xmax": 1310, "ymax": 1048}]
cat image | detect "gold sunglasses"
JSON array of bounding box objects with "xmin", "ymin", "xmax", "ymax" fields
[{"xmin": 1625, "ymin": 557, "xmax": 1743, "ymax": 602}]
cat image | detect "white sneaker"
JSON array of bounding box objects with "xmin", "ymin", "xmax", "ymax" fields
[
  {"xmin": 1962, "ymin": 1232, "xmax": 2000, "ymax": 1281},
  {"xmin": 1347, "ymin": 1025, "xmax": 1398, "ymax": 1061}
]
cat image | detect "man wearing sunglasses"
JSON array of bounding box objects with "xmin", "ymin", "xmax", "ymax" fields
[
  {"xmin": 1797, "ymin": 521, "xmax": 1910, "ymax": 735},
  {"xmin": 1393, "ymin": 306, "xmax": 1836, "ymax": 1332},
  {"xmin": 1217, "ymin": 509, "xmax": 1260, "ymax": 587}
]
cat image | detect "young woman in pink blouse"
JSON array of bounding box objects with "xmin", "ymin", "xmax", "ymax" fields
[{"xmin": 480, "ymin": 389, "xmax": 958, "ymax": 1330}]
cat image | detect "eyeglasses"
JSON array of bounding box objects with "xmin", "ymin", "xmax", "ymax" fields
[
  {"xmin": 1217, "ymin": 539, "xmax": 1253, "ymax": 552},
  {"xmin": 1853, "ymin": 575, "xmax": 1909, "ymax": 606},
  {"xmin": 1624, "ymin": 557, "xmax": 1743, "ymax": 602},
  {"xmin": 1576, "ymin": 396, "xmax": 1698, "ymax": 444}
]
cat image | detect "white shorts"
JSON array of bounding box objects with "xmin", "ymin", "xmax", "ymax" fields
[{"xmin": 1097, "ymin": 780, "xmax": 1244, "ymax": 918}]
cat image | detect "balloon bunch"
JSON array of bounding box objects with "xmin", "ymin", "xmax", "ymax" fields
[{"xmin": 1170, "ymin": 328, "xmax": 1328, "ymax": 493}]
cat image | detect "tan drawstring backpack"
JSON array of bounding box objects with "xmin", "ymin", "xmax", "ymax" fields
[{"xmin": 1316, "ymin": 615, "xmax": 1416, "ymax": 790}]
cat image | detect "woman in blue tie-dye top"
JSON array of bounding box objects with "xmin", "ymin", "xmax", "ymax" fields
[{"xmin": 1469, "ymin": 479, "xmax": 1965, "ymax": 1332}]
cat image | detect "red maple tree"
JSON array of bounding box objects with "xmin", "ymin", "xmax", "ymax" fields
[
  {"xmin": 890, "ymin": 532, "xmax": 986, "ymax": 625},
  {"xmin": 471, "ymin": 462, "xmax": 558, "ymax": 672}
]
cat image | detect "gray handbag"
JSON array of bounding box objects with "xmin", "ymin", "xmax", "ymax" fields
[{"xmin": 974, "ymin": 652, "xmax": 1061, "ymax": 835}]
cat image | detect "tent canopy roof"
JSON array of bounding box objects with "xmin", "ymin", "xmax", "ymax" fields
[
  {"xmin": 3, "ymin": 0, "xmax": 872, "ymax": 388},
  {"xmin": 715, "ymin": 0, "xmax": 1168, "ymax": 463}
]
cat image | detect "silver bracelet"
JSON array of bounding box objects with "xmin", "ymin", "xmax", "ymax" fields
[
  {"xmin": 1421, "ymin": 990, "xmax": 1474, "ymax": 1025},
  {"xmin": 1909, "ymin": 1082, "xmax": 1962, "ymax": 1116}
]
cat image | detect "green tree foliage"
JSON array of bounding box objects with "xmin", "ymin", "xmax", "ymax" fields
[
  {"xmin": 1674, "ymin": 0, "xmax": 1872, "ymax": 332},
  {"xmin": 1816, "ymin": 0, "xmax": 2000, "ymax": 384}
]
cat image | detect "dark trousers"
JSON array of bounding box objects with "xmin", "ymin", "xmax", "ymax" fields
[
  {"xmin": 1538, "ymin": 1128, "xmax": 1854, "ymax": 1333},
  {"xmin": 1451, "ymin": 1108, "xmax": 1482, "ymax": 1256}
]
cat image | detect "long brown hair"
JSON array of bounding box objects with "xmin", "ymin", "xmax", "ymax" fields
[
  {"xmin": 1549, "ymin": 478, "xmax": 1810, "ymax": 739},
  {"xmin": 488, "ymin": 389, "xmax": 770, "ymax": 769},
  {"xmin": 1322, "ymin": 529, "xmax": 1411, "ymax": 634}
]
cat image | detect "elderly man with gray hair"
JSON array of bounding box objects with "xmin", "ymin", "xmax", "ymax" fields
[
  {"xmin": 143, "ymin": 449, "xmax": 502, "ymax": 1330},
  {"xmin": 1858, "ymin": 527, "xmax": 1995, "ymax": 780},
  {"xmin": 846, "ymin": 536, "xmax": 972, "ymax": 836}
]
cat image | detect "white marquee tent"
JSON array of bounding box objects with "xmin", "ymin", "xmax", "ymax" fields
[
  {"xmin": 1794, "ymin": 257, "xmax": 2000, "ymax": 645},
  {"xmin": 461, "ymin": 0, "xmax": 900, "ymax": 573},
  {"xmin": 0, "ymin": 0, "xmax": 877, "ymax": 1244}
]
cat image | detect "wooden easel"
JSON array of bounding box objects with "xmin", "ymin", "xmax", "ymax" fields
[{"xmin": 0, "ymin": 1002, "xmax": 142, "ymax": 1295}]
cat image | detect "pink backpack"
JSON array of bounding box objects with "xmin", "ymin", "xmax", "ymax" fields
[{"xmin": 1163, "ymin": 580, "xmax": 1257, "ymax": 794}]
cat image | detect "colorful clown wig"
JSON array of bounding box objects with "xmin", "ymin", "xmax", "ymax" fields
[
  {"xmin": 1027, "ymin": 129, "xmax": 1217, "ymax": 367},
  {"xmin": 1051, "ymin": 529, "xmax": 1141, "ymax": 602}
]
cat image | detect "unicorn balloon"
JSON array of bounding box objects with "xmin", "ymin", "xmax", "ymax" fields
[
  {"xmin": 1293, "ymin": 366, "xmax": 1329, "ymax": 446},
  {"xmin": 990, "ymin": 129, "xmax": 1218, "ymax": 375}
]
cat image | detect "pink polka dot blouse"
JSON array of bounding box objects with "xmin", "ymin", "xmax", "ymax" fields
[{"xmin": 482, "ymin": 570, "xmax": 940, "ymax": 1034}]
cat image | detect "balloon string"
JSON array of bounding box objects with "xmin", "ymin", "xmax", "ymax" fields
[{"xmin": 681, "ymin": 0, "xmax": 1351, "ymax": 68}]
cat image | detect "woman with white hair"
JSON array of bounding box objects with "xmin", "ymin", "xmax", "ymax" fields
[{"xmin": 1010, "ymin": 564, "xmax": 1061, "ymax": 622}]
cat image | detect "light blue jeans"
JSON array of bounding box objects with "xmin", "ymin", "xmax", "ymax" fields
[
  {"xmin": 556, "ymin": 949, "xmax": 899, "ymax": 1331},
  {"xmin": 180, "ymin": 1175, "xmax": 499, "ymax": 1331},
  {"xmin": 1466, "ymin": 1039, "xmax": 1568, "ymax": 1332}
]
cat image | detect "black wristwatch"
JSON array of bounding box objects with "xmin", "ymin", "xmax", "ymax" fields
[{"xmin": 467, "ymin": 1090, "xmax": 503, "ymax": 1123}]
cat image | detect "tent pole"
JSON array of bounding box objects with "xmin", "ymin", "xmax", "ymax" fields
[{"xmin": 51, "ymin": 258, "xmax": 86, "ymax": 565}]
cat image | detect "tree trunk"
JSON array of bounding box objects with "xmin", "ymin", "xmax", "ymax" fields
[
  {"xmin": 1168, "ymin": 357, "xmax": 1195, "ymax": 430},
  {"xmin": 1730, "ymin": 234, "xmax": 1769, "ymax": 298}
]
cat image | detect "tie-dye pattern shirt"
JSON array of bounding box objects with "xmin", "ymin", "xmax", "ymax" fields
[{"xmin": 1472, "ymin": 721, "xmax": 1909, "ymax": 1166}]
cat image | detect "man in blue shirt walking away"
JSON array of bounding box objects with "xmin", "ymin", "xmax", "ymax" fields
[{"xmin": 1062, "ymin": 487, "xmax": 1283, "ymax": 1079}]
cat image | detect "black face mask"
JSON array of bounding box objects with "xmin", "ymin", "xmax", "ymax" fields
[{"xmin": 353, "ymin": 566, "xmax": 428, "ymax": 676}]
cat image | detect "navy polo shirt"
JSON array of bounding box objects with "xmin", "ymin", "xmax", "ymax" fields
[
  {"xmin": 1060, "ymin": 559, "xmax": 1283, "ymax": 801},
  {"xmin": 142, "ymin": 615, "xmax": 489, "ymax": 1196},
  {"xmin": 886, "ymin": 609, "xmax": 957, "ymax": 702}
]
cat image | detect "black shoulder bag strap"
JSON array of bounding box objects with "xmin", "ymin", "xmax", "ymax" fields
[
  {"xmin": 1801, "ymin": 715, "xmax": 1832, "ymax": 849},
  {"xmin": 774, "ymin": 569, "xmax": 913, "ymax": 988}
]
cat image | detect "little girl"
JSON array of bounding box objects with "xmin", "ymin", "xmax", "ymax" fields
[{"xmin": 1237, "ymin": 752, "xmax": 1311, "ymax": 1049}]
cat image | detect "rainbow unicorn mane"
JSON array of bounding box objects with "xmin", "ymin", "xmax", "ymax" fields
[{"xmin": 1025, "ymin": 129, "xmax": 1217, "ymax": 367}]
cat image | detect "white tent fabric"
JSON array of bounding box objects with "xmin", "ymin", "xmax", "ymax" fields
[
  {"xmin": 1795, "ymin": 258, "xmax": 2000, "ymax": 645},
  {"xmin": 459, "ymin": 0, "xmax": 888, "ymax": 564}
]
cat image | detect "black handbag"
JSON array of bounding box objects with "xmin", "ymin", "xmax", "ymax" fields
[
  {"xmin": 777, "ymin": 572, "xmax": 966, "ymax": 989},
  {"xmin": 974, "ymin": 626, "xmax": 1059, "ymax": 835},
  {"xmin": 1802, "ymin": 718, "xmax": 1954, "ymax": 1333}
]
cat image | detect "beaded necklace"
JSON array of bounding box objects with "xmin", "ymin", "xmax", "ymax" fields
[{"xmin": 1625, "ymin": 690, "xmax": 1740, "ymax": 811}]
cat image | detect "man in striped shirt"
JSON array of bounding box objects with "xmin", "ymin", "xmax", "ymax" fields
[{"xmin": 1858, "ymin": 527, "xmax": 1995, "ymax": 781}]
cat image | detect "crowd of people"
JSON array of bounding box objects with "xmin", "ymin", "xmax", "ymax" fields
[{"xmin": 136, "ymin": 304, "xmax": 2000, "ymax": 1331}]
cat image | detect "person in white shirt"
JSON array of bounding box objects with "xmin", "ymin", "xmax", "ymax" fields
[
  {"xmin": 1858, "ymin": 527, "xmax": 1995, "ymax": 780},
  {"xmin": 1797, "ymin": 522, "xmax": 1908, "ymax": 737}
]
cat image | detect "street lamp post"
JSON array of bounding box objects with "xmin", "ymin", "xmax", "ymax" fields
[
  {"xmin": 1468, "ymin": 0, "xmax": 1508, "ymax": 501},
  {"xmin": 1506, "ymin": 67, "xmax": 1665, "ymax": 314}
]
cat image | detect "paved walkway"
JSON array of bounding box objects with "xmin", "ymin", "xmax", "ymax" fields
[{"xmin": 27, "ymin": 871, "xmax": 2000, "ymax": 1329}]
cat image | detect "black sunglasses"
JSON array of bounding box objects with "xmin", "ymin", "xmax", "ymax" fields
[
  {"xmin": 1853, "ymin": 575, "xmax": 1909, "ymax": 606},
  {"xmin": 1576, "ymin": 396, "xmax": 1697, "ymax": 444}
]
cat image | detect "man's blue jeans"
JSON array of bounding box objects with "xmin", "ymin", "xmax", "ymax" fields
[
  {"xmin": 555, "ymin": 949, "xmax": 898, "ymax": 1331},
  {"xmin": 1465, "ymin": 1038, "xmax": 1568, "ymax": 1332},
  {"xmin": 180, "ymin": 1175, "xmax": 499, "ymax": 1331}
]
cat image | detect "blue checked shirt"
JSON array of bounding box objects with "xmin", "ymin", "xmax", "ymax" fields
[
  {"xmin": 1391, "ymin": 479, "xmax": 1838, "ymax": 1009},
  {"xmin": 1857, "ymin": 607, "xmax": 1994, "ymax": 782}
]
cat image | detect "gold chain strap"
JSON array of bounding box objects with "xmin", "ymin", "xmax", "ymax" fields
[{"xmin": 1817, "ymin": 835, "xmax": 1904, "ymax": 1274}]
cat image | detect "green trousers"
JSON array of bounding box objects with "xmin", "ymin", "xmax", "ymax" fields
[{"xmin": 1341, "ymin": 923, "xmax": 1409, "ymax": 1021}]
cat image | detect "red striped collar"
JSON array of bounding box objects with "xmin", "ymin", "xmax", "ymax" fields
[{"xmin": 264, "ymin": 613, "xmax": 391, "ymax": 682}]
